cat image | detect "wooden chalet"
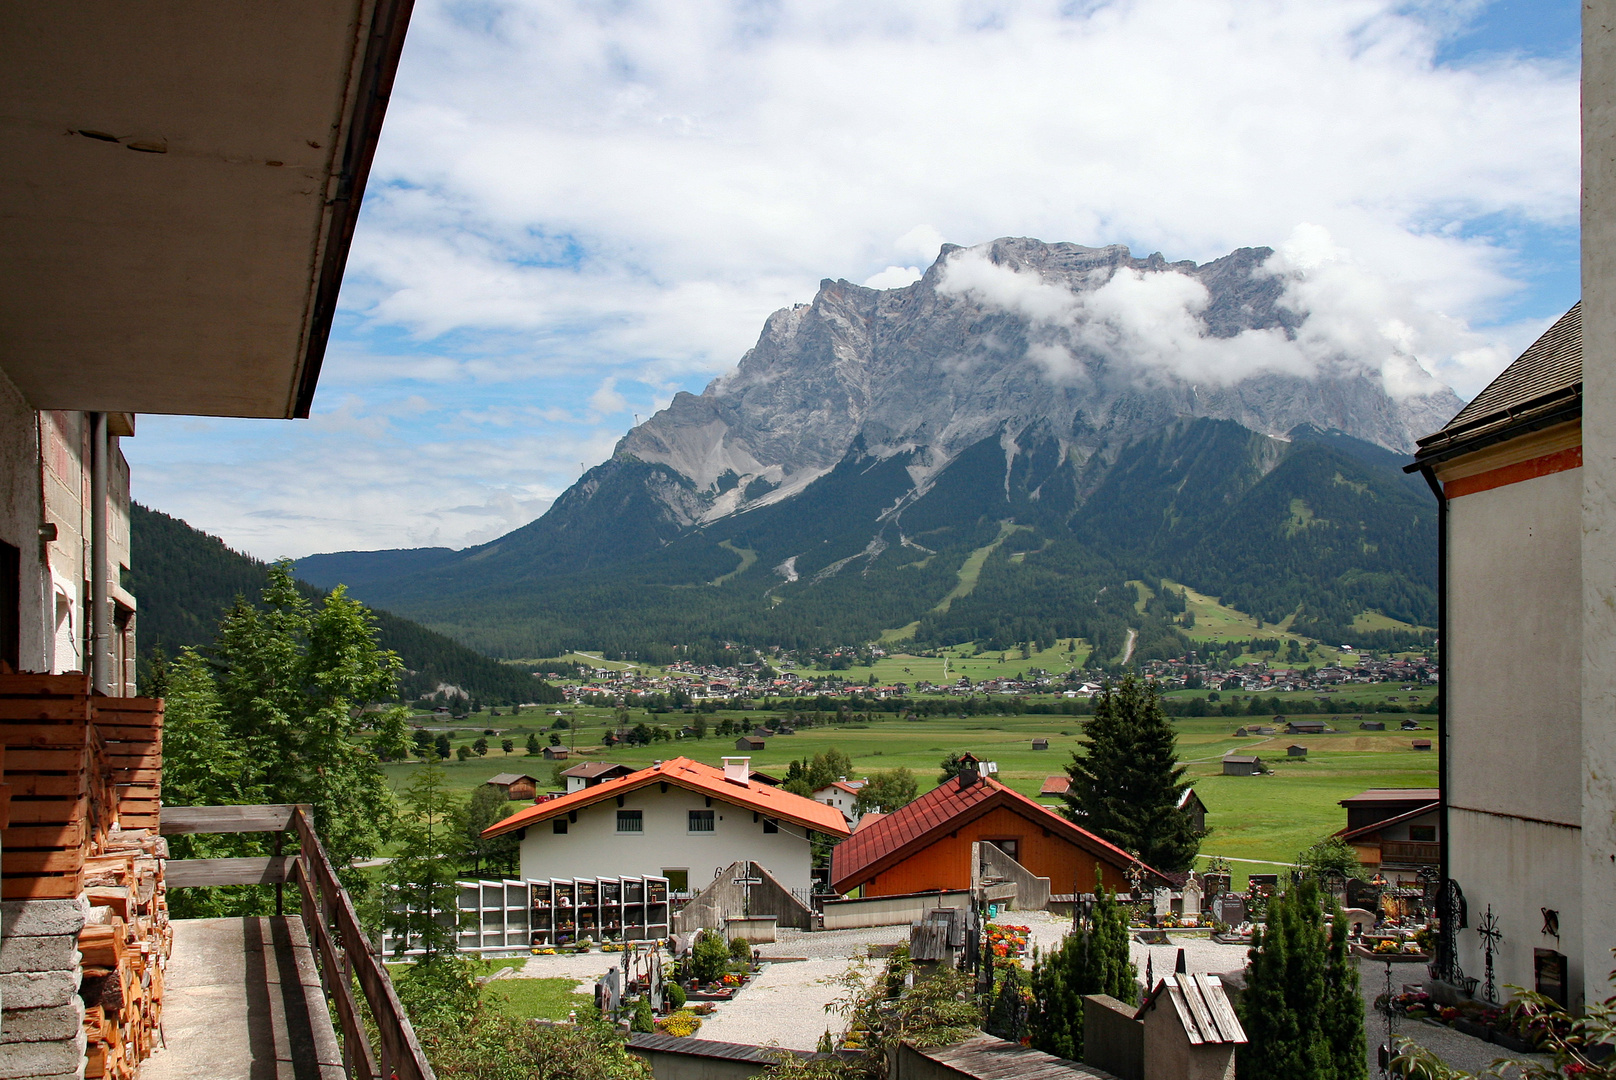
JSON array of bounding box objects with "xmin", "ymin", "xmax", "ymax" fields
[
  {"xmin": 485, "ymin": 772, "xmax": 538, "ymax": 800},
  {"xmin": 829, "ymin": 756, "xmax": 1162, "ymax": 897}
]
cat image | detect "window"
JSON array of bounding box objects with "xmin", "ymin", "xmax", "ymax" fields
[
  {"xmin": 553, "ymin": 818, "xmax": 568, "ymax": 834},
  {"xmin": 688, "ymin": 809, "xmax": 715, "ymax": 833},
  {"xmin": 763, "ymin": 817, "xmax": 779, "ymax": 834},
  {"xmin": 1408, "ymin": 825, "xmax": 1436, "ymax": 842},
  {"xmin": 616, "ymin": 809, "xmax": 643, "ymax": 833},
  {"xmin": 663, "ymin": 868, "xmax": 690, "ymax": 892}
]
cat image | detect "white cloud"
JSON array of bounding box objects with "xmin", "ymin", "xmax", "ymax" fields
[
  {"xmin": 864, "ymin": 265, "xmax": 924, "ymax": 289},
  {"xmin": 125, "ymin": 0, "xmax": 1578, "ymax": 555}
]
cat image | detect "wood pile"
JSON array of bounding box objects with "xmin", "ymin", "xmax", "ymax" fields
[{"xmin": 0, "ymin": 672, "xmax": 169, "ymax": 1080}]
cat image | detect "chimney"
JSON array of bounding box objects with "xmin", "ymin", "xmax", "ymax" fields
[
  {"xmin": 957, "ymin": 752, "xmax": 980, "ymax": 788},
  {"xmin": 723, "ymin": 757, "xmax": 751, "ymax": 785}
]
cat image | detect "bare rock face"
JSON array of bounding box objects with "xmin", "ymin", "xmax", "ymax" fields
[{"xmin": 613, "ymin": 238, "xmax": 1461, "ymax": 525}]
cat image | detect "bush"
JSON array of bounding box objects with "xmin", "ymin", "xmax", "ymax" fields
[
  {"xmin": 631, "ymin": 997, "xmax": 655, "ymax": 1033},
  {"xmin": 729, "ymin": 937, "xmax": 753, "ymax": 964},
  {"xmin": 692, "ymin": 930, "xmax": 730, "ymax": 984},
  {"xmin": 656, "ymin": 1012, "xmax": 701, "ymax": 1037},
  {"xmin": 666, "ymin": 981, "xmax": 687, "ymax": 1009}
]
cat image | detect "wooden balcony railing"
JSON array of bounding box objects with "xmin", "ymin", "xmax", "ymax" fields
[
  {"xmin": 161, "ymin": 804, "xmax": 435, "ymax": 1080},
  {"xmin": 1380, "ymin": 840, "xmax": 1441, "ymax": 864}
]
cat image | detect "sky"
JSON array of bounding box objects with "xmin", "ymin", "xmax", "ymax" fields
[{"xmin": 127, "ymin": 0, "xmax": 1582, "ymax": 561}]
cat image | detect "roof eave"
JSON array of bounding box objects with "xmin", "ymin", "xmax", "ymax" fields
[{"xmin": 1406, "ymin": 388, "xmax": 1582, "ymax": 474}]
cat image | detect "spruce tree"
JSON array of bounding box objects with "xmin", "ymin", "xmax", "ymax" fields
[{"xmin": 1061, "ymin": 676, "xmax": 1204, "ymax": 871}]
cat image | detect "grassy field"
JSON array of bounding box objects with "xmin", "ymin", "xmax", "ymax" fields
[
  {"xmin": 483, "ymin": 974, "xmax": 593, "ymax": 1021},
  {"xmin": 382, "ymin": 708, "xmax": 1437, "ymax": 887}
]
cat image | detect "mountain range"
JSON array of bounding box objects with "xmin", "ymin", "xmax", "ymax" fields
[{"xmin": 294, "ymin": 238, "xmax": 1457, "ymax": 663}]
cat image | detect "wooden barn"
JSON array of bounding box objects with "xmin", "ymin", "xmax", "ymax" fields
[
  {"xmin": 1222, "ymin": 755, "xmax": 1263, "ymax": 776},
  {"xmin": 829, "ymin": 756, "xmax": 1161, "ymax": 897},
  {"xmin": 485, "ymin": 772, "xmax": 539, "ymax": 800}
]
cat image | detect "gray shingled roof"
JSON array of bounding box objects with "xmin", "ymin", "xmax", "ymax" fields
[{"xmin": 1412, "ymin": 303, "xmax": 1581, "ymax": 464}]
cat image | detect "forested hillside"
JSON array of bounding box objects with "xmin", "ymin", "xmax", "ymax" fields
[
  {"xmin": 129, "ymin": 504, "xmax": 561, "ymax": 704},
  {"xmin": 296, "ymin": 421, "xmax": 1437, "ymax": 663}
]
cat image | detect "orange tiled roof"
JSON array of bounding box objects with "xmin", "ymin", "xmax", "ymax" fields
[
  {"xmin": 830, "ymin": 774, "xmax": 1159, "ymax": 893},
  {"xmin": 484, "ymin": 756, "xmax": 850, "ymax": 839}
]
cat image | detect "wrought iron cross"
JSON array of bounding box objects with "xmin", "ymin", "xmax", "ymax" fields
[{"xmin": 1476, "ymin": 905, "xmax": 1503, "ymax": 1004}]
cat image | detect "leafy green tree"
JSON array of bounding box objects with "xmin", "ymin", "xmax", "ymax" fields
[
  {"xmin": 384, "ymin": 762, "xmax": 463, "ymax": 960},
  {"xmin": 456, "ymin": 744, "xmax": 472, "ymax": 761},
  {"xmin": 473, "ymin": 736, "xmax": 489, "ymax": 756},
  {"xmin": 371, "ymin": 708, "xmax": 412, "ymax": 762},
  {"xmin": 526, "ymin": 732, "xmax": 541, "ymax": 755},
  {"xmin": 548, "ymin": 732, "xmax": 562, "ymax": 747},
  {"xmin": 1296, "ymin": 835, "xmax": 1367, "ymax": 882},
  {"xmin": 435, "ymin": 733, "xmax": 452, "ymax": 759},
  {"xmin": 461, "ymin": 784, "xmax": 520, "ymax": 876},
  {"xmin": 691, "ymin": 929, "xmax": 731, "ymax": 984},
  {"xmin": 1060, "ymin": 676, "xmax": 1203, "ymax": 872},
  {"xmin": 1029, "ymin": 885, "xmax": 1136, "ymax": 1059},
  {"xmin": 805, "ymin": 748, "xmax": 852, "ymax": 791},
  {"xmin": 501, "ymin": 738, "xmax": 514, "ymax": 755},
  {"xmin": 1239, "ymin": 879, "xmax": 1364, "ymax": 1080},
  {"xmin": 413, "ymin": 728, "xmax": 434, "ymax": 755},
  {"xmin": 937, "ymin": 750, "xmax": 971, "ymax": 784},
  {"xmin": 206, "ymin": 563, "xmax": 398, "ymax": 893},
  {"xmin": 855, "ymin": 768, "xmax": 918, "ymax": 813},
  {"xmin": 693, "ymin": 716, "xmax": 707, "ymax": 739}
]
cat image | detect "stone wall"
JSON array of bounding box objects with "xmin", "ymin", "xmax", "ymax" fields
[{"xmin": 0, "ymin": 897, "xmax": 89, "ymax": 1080}]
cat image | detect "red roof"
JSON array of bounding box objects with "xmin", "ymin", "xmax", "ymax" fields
[
  {"xmin": 829, "ymin": 774, "xmax": 1160, "ymax": 893},
  {"xmin": 484, "ymin": 756, "xmax": 850, "ymax": 839},
  {"xmin": 1039, "ymin": 775, "xmax": 1072, "ymax": 797}
]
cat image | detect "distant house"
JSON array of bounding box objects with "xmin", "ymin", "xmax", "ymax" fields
[
  {"xmin": 542, "ymin": 747, "xmax": 570, "ymax": 761},
  {"xmin": 1287, "ymin": 744, "xmax": 1308, "ymax": 758},
  {"xmin": 749, "ymin": 727, "xmax": 775, "ymax": 740},
  {"xmin": 814, "ymin": 779, "xmax": 866, "ymax": 828},
  {"xmin": 1232, "ymin": 728, "xmax": 1249, "ymax": 737},
  {"xmin": 1031, "ymin": 738, "xmax": 1050, "ymax": 751},
  {"xmin": 830, "ymin": 759, "xmax": 1165, "ymax": 896},
  {"xmin": 561, "ymin": 761, "xmax": 635, "ymax": 794},
  {"xmin": 486, "ymin": 773, "xmax": 539, "ymax": 801},
  {"xmin": 1287, "ymin": 720, "xmax": 1327, "ymax": 735},
  {"xmin": 1222, "ymin": 755, "xmax": 1263, "ymax": 777},
  {"xmin": 1360, "ymin": 720, "xmax": 1386, "ymax": 731},
  {"xmin": 1177, "ymin": 788, "xmax": 1208, "ymax": 833},
  {"xmin": 735, "ymin": 736, "xmax": 766, "ymax": 751},
  {"xmin": 1400, "ymin": 719, "xmax": 1422, "ymax": 730},
  {"xmin": 1039, "ymin": 775, "xmax": 1072, "ymax": 799},
  {"xmin": 1336, "ymin": 788, "xmax": 1440, "ymax": 885},
  {"xmin": 1411, "ymin": 738, "xmax": 1433, "ymax": 751}
]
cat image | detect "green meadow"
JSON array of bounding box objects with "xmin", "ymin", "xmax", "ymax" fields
[{"xmin": 381, "ymin": 708, "xmax": 1436, "ymax": 888}]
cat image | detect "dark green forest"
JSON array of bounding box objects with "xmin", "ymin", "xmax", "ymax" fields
[
  {"xmin": 293, "ymin": 420, "xmax": 1438, "ymax": 662},
  {"xmin": 128, "ymin": 504, "xmax": 562, "ymax": 705}
]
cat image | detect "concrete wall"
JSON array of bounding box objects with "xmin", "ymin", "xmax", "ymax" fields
[
  {"xmin": 821, "ymin": 890, "xmax": 973, "ymax": 930},
  {"xmin": 1140, "ymin": 1004, "xmax": 1234, "ymax": 1080},
  {"xmin": 1584, "ymin": 0, "xmax": 1616, "ymax": 1011},
  {"xmin": 975, "ymin": 841, "xmax": 1051, "ymax": 910},
  {"xmin": 1446, "ymin": 466, "xmax": 1586, "ymax": 1002},
  {"xmin": 672, "ymin": 860, "xmax": 814, "ymax": 934},
  {"xmin": 518, "ymin": 785, "xmax": 813, "ymax": 895},
  {"xmin": 1083, "ymin": 995, "xmax": 1143, "ymax": 1080},
  {"xmin": 628, "ymin": 1046, "xmax": 773, "ymax": 1080},
  {"xmin": 0, "ymin": 370, "xmax": 46, "ymax": 672},
  {"xmin": 0, "ymin": 898, "xmax": 89, "ymax": 1080}
]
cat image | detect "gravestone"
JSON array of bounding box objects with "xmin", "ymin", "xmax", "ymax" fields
[
  {"xmin": 1346, "ymin": 877, "xmax": 1383, "ymax": 912},
  {"xmin": 1217, "ymin": 894, "xmax": 1248, "ymax": 926},
  {"xmin": 1204, "ymin": 872, "xmax": 1231, "ymax": 899},
  {"xmin": 1153, "ymin": 887, "xmax": 1173, "ymax": 917},
  {"xmin": 1247, "ymin": 874, "xmax": 1279, "ymax": 897},
  {"xmin": 1181, "ymin": 873, "xmax": 1203, "ymax": 918}
]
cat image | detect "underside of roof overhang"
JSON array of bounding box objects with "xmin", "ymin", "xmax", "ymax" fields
[{"xmin": 0, "ymin": 0, "xmax": 412, "ymax": 419}]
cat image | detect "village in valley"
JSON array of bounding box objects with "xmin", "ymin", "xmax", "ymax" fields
[{"xmin": 0, "ymin": 6, "xmax": 1605, "ymax": 1080}]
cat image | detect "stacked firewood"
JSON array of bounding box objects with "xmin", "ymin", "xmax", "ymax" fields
[{"xmin": 79, "ymin": 829, "xmax": 171, "ymax": 1079}]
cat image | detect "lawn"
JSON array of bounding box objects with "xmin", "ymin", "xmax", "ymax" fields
[
  {"xmin": 381, "ymin": 708, "xmax": 1437, "ymax": 887},
  {"xmin": 483, "ymin": 975, "xmax": 594, "ymax": 1021}
]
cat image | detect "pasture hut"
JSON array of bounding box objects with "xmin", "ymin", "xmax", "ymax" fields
[
  {"xmin": 1031, "ymin": 737, "xmax": 1050, "ymax": 750},
  {"xmin": 1411, "ymin": 738, "xmax": 1433, "ymax": 751},
  {"xmin": 1359, "ymin": 720, "xmax": 1386, "ymax": 731},
  {"xmin": 486, "ymin": 772, "xmax": 539, "ymax": 800},
  {"xmin": 542, "ymin": 746, "xmax": 570, "ymax": 760},
  {"xmin": 1232, "ymin": 727, "xmax": 1248, "ymax": 737},
  {"xmin": 1177, "ymin": 788, "xmax": 1209, "ymax": 832},
  {"xmin": 1287, "ymin": 719, "xmax": 1327, "ymax": 735},
  {"xmin": 1400, "ymin": 718, "xmax": 1422, "ymax": 730},
  {"xmin": 735, "ymin": 736, "xmax": 766, "ymax": 751},
  {"xmin": 1221, "ymin": 755, "xmax": 1263, "ymax": 777},
  {"xmin": 1287, "ymin": 744, "xmax": 1308, "ymax": 758}
]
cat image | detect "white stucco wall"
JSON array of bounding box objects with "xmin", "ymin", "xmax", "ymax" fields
[
  {"xmin": 1446, "ymin": 468, "xmax": 1585, "ymax": 1007},
  {"xmin": 0, "ymin": 370, "xmax": 46, "ymax": 672},
  {"xmin": 517, "ymin": 785, "xmax": 816, "ymax": 896},
  {"xmin": 1583, "ymin": 0, "xmax": 1616, "ymax": 1012}
]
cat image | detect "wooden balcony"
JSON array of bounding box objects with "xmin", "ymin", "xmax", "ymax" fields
[{"xmin": 1380, "ymin": 840, "xmax": 1441, "ymax": 865}]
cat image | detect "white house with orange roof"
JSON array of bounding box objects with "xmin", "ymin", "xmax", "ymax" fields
[
  {"xmin": 484, "ymin": 756, "xmax": 849, "ymax": 896},
  {"xmin": 813, "ymin": 779, "xmax": 866, "ymax": 827}
]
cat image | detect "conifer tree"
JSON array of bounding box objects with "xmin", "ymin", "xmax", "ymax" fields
[
  {"xmin": 1238, "ymin": 880, "xmax": 1365, "ymax": 1080},
  {"xmin": 525, "ymin": 732, "xmax": 541, "ymax": 756},
  {"xmin": 1060, "ymin": 676, "xmax": 1204, "ymax": 871},
  {"xmin": 1030, "ymin": 885, "xmax": 1136, "ymax": 1059},
  {"xmin": 385, "ymin": 762, "xmax": 463, "ymax": 961}
]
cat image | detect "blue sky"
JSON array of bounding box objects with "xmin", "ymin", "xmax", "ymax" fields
[{"xmin": 128, "ymin": 0, "xmax": 1581, "ymax": 560}]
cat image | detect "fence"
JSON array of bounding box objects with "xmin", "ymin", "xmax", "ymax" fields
[{"xmin": 161, "ymin": 804, "xmax": 435, "ymax": 1080}]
